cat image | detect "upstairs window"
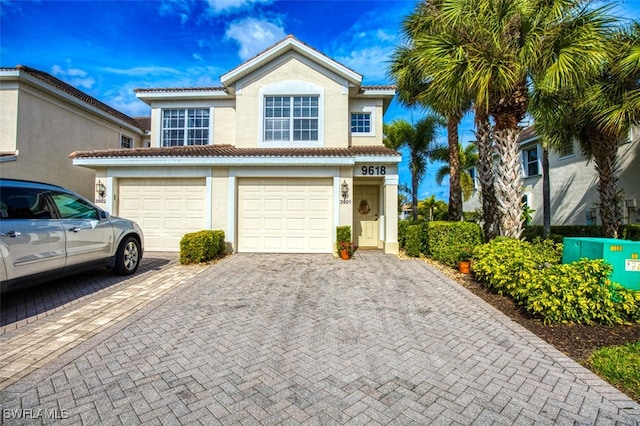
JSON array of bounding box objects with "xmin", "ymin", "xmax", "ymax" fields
[
  {"xmin": 120, "ymin": 134, "xmax": 133, "ymax": 149},
  {"xmin": 522, "ymin": 146, "xmax": 540, "ymax": 177},
  {"xmin": 558, "ymin": 139, "xmax": 575, "ymax": 158},
  {"xmin": 264, "ymin": 96, "xmax": 318, "ymax": 142},
  {"xmin": 162, "ymin": 108, "xmax": 210, "ymax": 146},
  {"xmin": 351, "ymin": 113, "xmax": 371, "ymax": 134}
]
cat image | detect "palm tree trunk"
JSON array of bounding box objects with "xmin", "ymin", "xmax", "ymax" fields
[
  {"xmin": 412, "ymin": 171, "xmax": 419, "ymax": 222},
  {"xmin": 474, "ymin": 111, "xmax": 499, "ymax": 240},
  {"xmin": 447, "ymin": 115, "xmax": 462, "ymax": 221},
  {"xmin": 542, "ymin": 148, "xmax": 551, "ymax": 238},
  {"xmin": 493, "ymin": 127, "xmax": 524, "ymax": 239},
  {"xmin": 592, "ymin": 134, "xmax": 622, "ymax": 238}
]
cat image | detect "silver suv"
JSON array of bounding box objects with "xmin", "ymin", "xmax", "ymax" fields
[{"xmin": 0, "ymin": 179, "xmax": 144, "ymax": 292}]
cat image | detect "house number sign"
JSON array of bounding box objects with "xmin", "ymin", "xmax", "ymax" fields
[{"xmin": 358, "ymin": 165, "xmax": 386, "ymax": 176}]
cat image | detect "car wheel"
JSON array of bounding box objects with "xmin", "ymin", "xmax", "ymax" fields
[{"xmin": 114, "ymin": 236, "xmax": 141, "ymax": 276}]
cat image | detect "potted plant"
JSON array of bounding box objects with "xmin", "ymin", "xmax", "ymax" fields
[
  {"xmin": 457, "ymin": 246, "xmax": 474, "ymax": 274},
  {"xmin": 338, "ymin": 240, "xmax": 358, "ymax": 260}
]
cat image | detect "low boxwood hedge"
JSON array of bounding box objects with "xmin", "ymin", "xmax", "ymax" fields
[{"xmin": 180, "ymin": 230, "xmax": 226, "ymax": 264}]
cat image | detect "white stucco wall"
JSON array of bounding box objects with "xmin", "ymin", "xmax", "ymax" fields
[
  {"xmin": 1, "ymin": 84, "xmax": 142, "ymax": 199},
  {"xmin": 463, "ymin": 128, "xmax": 640, "ymax": 226}
]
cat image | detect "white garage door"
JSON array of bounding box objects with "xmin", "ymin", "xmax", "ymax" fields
[
  {"xmin": 119, "ymin": 178, "xmax": 207, "ymax": 251},
  {"xmin": 238, "ymin": 178, "xmax": 333, "ymax": 253}
]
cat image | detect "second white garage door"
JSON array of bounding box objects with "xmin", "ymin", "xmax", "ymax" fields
[
  {"xmin": 238, "ymin": 178, "xmax": 333, "ymax": 253},
  {"xmin": 118, "ymin": 178, "xmax": 207, "ymax": 251}
]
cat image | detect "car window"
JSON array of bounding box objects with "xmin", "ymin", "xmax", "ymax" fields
[
  {"xmin": 50, "ymin": 192, "xmax": 99, "ymax": 220},
  {"xmin": 0, "ymin": 188, "xmax": 54, "ymax": 220}
]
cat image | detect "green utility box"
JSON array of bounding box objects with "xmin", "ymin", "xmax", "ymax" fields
[{"xmin": 562, "ymin": 237, "xmax": 640, "ymax": 291}]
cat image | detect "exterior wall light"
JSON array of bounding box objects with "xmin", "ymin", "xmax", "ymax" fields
[{"xmin": 341, "ymin": 180, "xmax": 349, "ymax": 201}]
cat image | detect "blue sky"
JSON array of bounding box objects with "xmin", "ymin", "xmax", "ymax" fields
[{"xmin": 2, "ymin": 0, "xmax": 639, "ymax": 203}]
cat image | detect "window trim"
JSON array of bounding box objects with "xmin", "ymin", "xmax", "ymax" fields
[
  {"xmin": 120, "ymin": 134, "xmax": 133, "ymax": 149},
  {"xmin": 522, "ymin": 144, "xmax": 541, "ymax": 178},
  {"xmin": 160, "ymin": 107, "xmax": 212, "ymax": 147},
  {"xmin": 258, "ymin": 81, "xmax": 324, "ymax": 148},
  {"xmin": 350, "ymin": 110, "xmax": 374, "ymax": 137}
]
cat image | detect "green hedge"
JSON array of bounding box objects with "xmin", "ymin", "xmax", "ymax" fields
[
  {"xmin": 180, "ymin": 230, "xmax": 226, "ymax": 264},
  {"xmin": 473, "ymin": 237, "xmax": 640, "ymax": 324},
  {"xmin": 425, "ymin": 221, "xmax": 484, "ymax": 267},
  {"xmin": 522, "ymin": 225, "xmax": 640, "ymax": 241},
  {"xmin": 405, "ymin": 225, "xmax": 422, "ymax": 257},
  {"xmin": 337, "ymin": 225, "xmax": 351, "ymax": 243}
]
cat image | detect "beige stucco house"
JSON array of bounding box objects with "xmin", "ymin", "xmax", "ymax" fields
[
  {"xmin": 463, "ymin": 126, "xmax": 640, "ymax": 227},
  {"xmin": 0, "ymin": 65, "xmax": 149, "ymax": 199},
  {"xmin": 71, "ymin": 36, "xmax": 401, "ymax": 254}
]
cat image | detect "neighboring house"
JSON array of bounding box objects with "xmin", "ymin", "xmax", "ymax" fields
[
  {"xmin": 71, "ymin": 36, "xmax": 401, "ymax": 253},
  {"xmin": 0, "ymin": 65, "xmax": 149, "ymax": 199},
  {"xmin": 463, "ymin": 126, "xmax": 640, "ymax": 227}
]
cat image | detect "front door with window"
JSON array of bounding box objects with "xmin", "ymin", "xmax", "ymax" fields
[{"xmin": 354, "ymin": 186, "xmax": 379, "ymax": 248}]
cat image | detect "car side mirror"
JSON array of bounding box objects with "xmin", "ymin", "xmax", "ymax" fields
[{"xmin": 99, "ymin": 210, "xmax": 110, "ymax": 220}]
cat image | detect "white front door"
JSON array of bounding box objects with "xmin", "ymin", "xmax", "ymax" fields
[{"xmin": 354, "ymin": 186, "xmax": 379, "ymax": 248}]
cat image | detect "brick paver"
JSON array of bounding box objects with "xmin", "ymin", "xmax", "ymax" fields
[{"xmin": 1, "ymin": 252, "xmax": 638, "ymax": 425}]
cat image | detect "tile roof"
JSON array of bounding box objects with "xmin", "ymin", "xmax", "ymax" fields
[
  {"xmin": 518, "ymin": 125, "xmax": 537, "ymax": 142},
  {"xmin": 361, "ymin": 85, "xmax": 397, "ymax": 91},
  {"xmin": 5, "ymin": 65, "xmax": 146, "ymax": 132},
  {"xmin": 134, "ymin": 87, "xmax": 226, "ymax": 93},
  {"xmin": 70, "ymin": 145, "xmax": 400, "ymax": 159},
  {"xmin": 133, "ymin": 116, "xmax": 151, "ymax": 131}
]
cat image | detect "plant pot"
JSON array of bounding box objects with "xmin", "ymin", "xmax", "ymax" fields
[
  {"xmin": 340, "ymin": 249, "xmax": 351, "ymax": 260},
  {"xmin": 458, "ymin": 260, "xmax": 471, "ymax": 274}
]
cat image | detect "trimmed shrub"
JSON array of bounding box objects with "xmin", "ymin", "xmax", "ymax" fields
[
  {"xmin": 425, "ymin": 221, "xmax": 484, "ymax": 267},
  {"xmin": 405, "ymin": 224, "xmax": 422, "ymax": 257},
  {"xmin": 473, "ymin": 237, "xmax": 640, "ymax": 324},
  {"xmin": 398, "ymin": 220, "xmax": 411, "ymax": 249},
  {"xmin": 336, "ymin": 225, "xmax": 351, "ymax": 243},
  {"xmin": 180, "ymin": 230, "xmax": 226, "ymax": 264}
]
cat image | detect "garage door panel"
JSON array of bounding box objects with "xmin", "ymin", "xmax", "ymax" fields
[
  {"xmin": 119, "ymin": 178, "xmax": 206, "ymax": 251},
  {"xmin": 238, "ymin": 178, "xmax": 332, "ymax": 253}
]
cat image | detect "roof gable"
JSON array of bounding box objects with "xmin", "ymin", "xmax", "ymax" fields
[{"xmin": 220, "ymin": 35, "xmax": 362, "ymax": 89}]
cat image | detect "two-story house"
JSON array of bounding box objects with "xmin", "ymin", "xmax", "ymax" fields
[
  {"xmin": 70, "ymin": 36, "xmax": 401, "ymax": 254},
  {"xmin": 463, "ymin": 125, "xmax": 640, "ymax": 227},
  {"xmin": 0, "ymin": 65, "xmax": 149, "ymax": 199}
]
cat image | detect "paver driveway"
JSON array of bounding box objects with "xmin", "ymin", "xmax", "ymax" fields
[{"xmin": 1, "ymin": 252, "xmax": 639, "ymax": 425}]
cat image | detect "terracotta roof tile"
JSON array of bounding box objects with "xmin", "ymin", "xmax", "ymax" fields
[
  {"xmin": 133, "ymin": 116, "xmax": 151, "ymax": 131},
  {"xmin": 70, "ymin": 145, "xmax": 400, "ymax": 159},
  {"xmin": 134, "ymin": 87, "xmax": 225, "ymax": 93},
  {"xmin": 518, "ymin": 125, "xmax": 537, "ymax": 142},
  {"xmin": 9, "ymin": 65, "xmax": 145, "ymax": 132}
]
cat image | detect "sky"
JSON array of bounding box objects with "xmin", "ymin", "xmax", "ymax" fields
[{"xmin": 2, "ymin": 0, "xmax": 639, "ymax": 203}]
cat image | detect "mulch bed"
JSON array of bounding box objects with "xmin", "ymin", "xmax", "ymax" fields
[{"xmin": 421, "ymin": 258, "xmax": 640, "ymax": 363}]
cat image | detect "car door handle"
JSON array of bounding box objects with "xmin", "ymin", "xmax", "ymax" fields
[
  {"xmin": 69, "ymin": 227, "xmax": 81, "ymax": 233},
  {"xmin": 0, "ymin": 230, "xmax": 21, "ymax": 237}
]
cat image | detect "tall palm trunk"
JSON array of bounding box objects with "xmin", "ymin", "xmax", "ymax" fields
[
  {"xmin": 474, "ymin": 111, "xmax": 499, "ymax": 240},
  {"xmin": 542, "ymin": 148, "xmax": 551, "ymax": 238},
  {"xmin": 411, "ymin": 168, "xmax": 420, "ymax": 222},
  {"xmin": 493, "ymin": 127, "xmax": 524, "ymax": 238},
  {"xmin": 592, "ymin": 134, "xmax": 622, "ymax": 238},
  {"xmin": 447, "ymin": 114, "xmax": 463, "ymax": 221}
]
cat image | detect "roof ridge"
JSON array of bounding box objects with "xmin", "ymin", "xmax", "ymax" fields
[{"xmin": 13, "ymin": 65, "xmax": 145, "ymax": 132}]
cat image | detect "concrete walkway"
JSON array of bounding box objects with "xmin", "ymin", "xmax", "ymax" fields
[{"xmin": 0, "ymin": 252, "xmax": 638, "ymax": 425}]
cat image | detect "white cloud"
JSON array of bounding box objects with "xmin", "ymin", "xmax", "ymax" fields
[
  {"xmin": 336, "ymin": 46, "xmax": 394, "ymax": 83},
  {"xmin": 101, "ymin": 66, "xmax": 182, "ymax": 76},
  {"xmin": 225, "ymin": 18, "xmax": 286, "ymax": 61},
  {"xmin": 207, "ymin": 0, "xmax": 271, "ymax": 13},
  {"xmin": 51, "ymin": 65, "xmax": 95, "ymax": 89}
]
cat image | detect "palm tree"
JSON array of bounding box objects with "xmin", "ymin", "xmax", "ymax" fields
[
  {"xmin": 390, "ymin": 1, "xmax": 472, "ymax": 222},
  {"xmin": 400, "ymin": 0, "xmax": 611, "ymax": 239},
  {"xmin": 384, "ymin": 115, "xmax": 445, "ymax": 221},
  {"xmin": 532, "ymin": 22, "xmax": 640, "ymax": 238},
  {"xmin": 431, "ymin": 143, "xmax": 478, "ymax": 202}
]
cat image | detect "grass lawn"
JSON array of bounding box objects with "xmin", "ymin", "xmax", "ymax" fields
[{"xmin": 589, "ymin": 341, "xmax": 640, "ymax": 401}]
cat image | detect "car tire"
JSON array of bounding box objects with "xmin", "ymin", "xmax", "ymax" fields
[{"xmin": 114, "ymin": 236, "xmax": 141, "ymax": 276}]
